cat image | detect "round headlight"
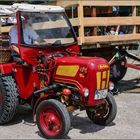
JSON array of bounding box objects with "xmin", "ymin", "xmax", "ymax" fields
[
  {"xmin": 84, "ymin": 88, "xmax": 89, "ymax": 97},
  {"xmin": 80, "ymin": 88, "xmax": 89, "ymax": 97},
  {"xmin": 109, "ymin": 81, "xmax": 115, "ymax": 91}
]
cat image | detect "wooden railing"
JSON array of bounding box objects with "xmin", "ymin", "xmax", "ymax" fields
[{"xmin": 54, "ymin": 0, "xmax": 140, "ymax": 46}]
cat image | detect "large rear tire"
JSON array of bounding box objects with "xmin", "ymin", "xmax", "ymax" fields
[
  {"xmin": 36, "ymin": 99, "xmax": 71, "ymax": 139},
  {"xmin": 0, "ymin": 75, "xmax": 19, "ymax": 124},
  {"xmin": 86, "ymin": 93, "xmax": 117, "ymax": 126}
]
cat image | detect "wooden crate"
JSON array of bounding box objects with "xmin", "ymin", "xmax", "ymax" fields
[{"xmin": 51, "ymin": 0, "xmax": 140, "ymax": 47}]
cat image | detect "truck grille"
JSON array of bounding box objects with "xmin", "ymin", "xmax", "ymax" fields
[{"xmin": 96, "ymin": 70, "xmax": 110, "ymax": 90}]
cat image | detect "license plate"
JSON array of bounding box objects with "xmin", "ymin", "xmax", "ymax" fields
[{"xmin": 94, "ymin": 89, "xmax": 108, "ymax": 100}]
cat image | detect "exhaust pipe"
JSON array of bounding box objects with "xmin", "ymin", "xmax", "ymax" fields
[{"xmin": 33, "ymin": 84, "xmax": 59, "ymax": 96}]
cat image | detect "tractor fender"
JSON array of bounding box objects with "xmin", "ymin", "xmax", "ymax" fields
[
  {"xmin": 32, "ymin": 94, "xmax": 55, "ymax": 122},
  {"xmin": 0, "ymin": 63, "xmax": 15, "ymax": 75}
]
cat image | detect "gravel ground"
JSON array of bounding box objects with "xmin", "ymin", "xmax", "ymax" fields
[{"xmin": 0, "ymin": 56, "xmax": 140, "ymax": 139}]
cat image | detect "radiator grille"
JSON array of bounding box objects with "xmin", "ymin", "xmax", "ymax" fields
[{"xmin": 96, "ymin": 70, "xmax": 110, "ymax": 90}]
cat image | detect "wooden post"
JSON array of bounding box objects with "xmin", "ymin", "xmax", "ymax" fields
[
  {"xmin": 78, "ymin": 1, "xmax": 85, "ymax": 44},
  {"xmin": 91, "ymin": 7, "xmax": 97, "ymax": 36},
  {"xmin": 132, "ymin": 6, "xmax": 137, "ymax": 34}
]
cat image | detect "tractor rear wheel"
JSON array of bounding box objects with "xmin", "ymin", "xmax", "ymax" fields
[
  {"xmin": 0, "ymin": 75, "xmax": 19, "ymax": 124},
  {"xmin": 36, "ymin": 99, "xmax": 71, "ymax": 139},
  {"xmin": 86, "ymin": 93, "xmax": 117, "ymax": 125}
]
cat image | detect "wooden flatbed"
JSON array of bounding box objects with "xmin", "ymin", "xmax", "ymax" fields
[{"xmin": 49, "ymin": 0, "xmax": 140, "ymax": 48}]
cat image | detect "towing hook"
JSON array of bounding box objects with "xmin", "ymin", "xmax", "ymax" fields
[{"xmin": 33, "ymin": 84, "xmax": 60, "ymax": 96}]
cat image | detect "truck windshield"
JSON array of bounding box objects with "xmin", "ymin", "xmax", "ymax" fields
[{"xmin": 20, "ymin": 12, "xmax": 76, "ymax": 47}]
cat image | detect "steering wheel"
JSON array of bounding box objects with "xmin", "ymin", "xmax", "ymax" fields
[{"xmin": 49, "ymin": 52, "xmax": 70, "ymax": 58}]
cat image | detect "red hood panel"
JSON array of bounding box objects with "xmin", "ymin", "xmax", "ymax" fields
[{"xmin": 56, "ymin": 56, "xmax": 108, "ymax": 67}]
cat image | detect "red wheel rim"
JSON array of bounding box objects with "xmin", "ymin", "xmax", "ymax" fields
[{"xmin": 39, "ymin": 106, "xmax": 62, "ymax": 137}]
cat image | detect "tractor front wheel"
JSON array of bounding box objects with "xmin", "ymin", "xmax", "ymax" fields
[
  {"xmin": 36, "ymin": 99, "xmax": 71, "ymax": 139},
  {"xmin": 86, "ymin": 93, "xmax": 117, "ymax": 125},
  {"xmin": 0, "ymin": 75, "xmax": 19, "ymax": 124}
]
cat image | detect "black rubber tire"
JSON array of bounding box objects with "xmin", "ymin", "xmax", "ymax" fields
[
  {"xmin": 0, "ymin": 75, "xmax": 19, "ymax": 124},
  {"xmin": 110, "ymin": 57, "xmax": 127, "ymax": 83},
  {"xmin": 86, "ymin": 93, "xmax": 117, "ymax": 126},
  {"xmin": 36, "ymin": 99, "xmax": 71, "ymax": 139}
]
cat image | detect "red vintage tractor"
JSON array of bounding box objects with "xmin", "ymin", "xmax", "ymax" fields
[{"xmin": 0, "ymin": 3, "xmax": 117, "ymax": 139}]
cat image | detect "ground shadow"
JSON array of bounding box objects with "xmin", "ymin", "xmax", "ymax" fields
[
  {"xmin": 36, "ymin": 131, "xmax": 71, "ymax": 139},
  {"xmin": 70, "ymin": 113, "xmax": 116, "ymax": 134},
  {"xmin": 2, "ymin": 105, "xmax": 117, "ymax": 139},
  {"xmin": 36, "ymin": 112, "xmax": 116, "ymax": 139},
  {"xmin": 4, "ymin": 105, "xmax": 34, "ymax": 126},
  {"xmin": 116, "ymin": 78, "xmax": 140, "ymax": 93}
]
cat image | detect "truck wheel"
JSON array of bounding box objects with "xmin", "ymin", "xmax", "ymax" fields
[
  {"xmin": 0, "ymin": 75, "xmax": 19, "ymax": 124},
  {"xmin": 86, "ymin": 93, "xmax": 117, "ymax": 125},
  {"xmin": 36, "ymin": 99, "xmax": 71, "ymax": 139},
  {"xmin": 110, "ymin": 57, "xmax": 127, "ymax": 83}
]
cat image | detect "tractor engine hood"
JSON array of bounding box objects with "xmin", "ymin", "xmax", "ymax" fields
[
  {"xmin": 55, "ymin": 56, "xmax": 108, "ymax": 68},
  {"xmin": 53, "ymin": 56, "xmax": 109, "ymax": 85},
  {"xmin": 53, "ymin": 56, "xmax": 110, "ymax": 106}
]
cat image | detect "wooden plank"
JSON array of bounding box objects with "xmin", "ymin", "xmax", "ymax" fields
[
  {"xmin": 78, "ymin": 1, "xmax": 85, "ymax": 44},
  {"xmin": 91, "ymin": 7, "xmax": 97, "ymax": 36},
  {"xmin": 132, "ymin": 6, "xmax": 137, "ymax": 16},
  {"xmin": 69, "ymin": 18, "xmax": 80, "ymax": 26},
  {"xmin": 84, "ymin": 34, "xmax": 140, "ymax": 44},
  {"xmin": 83, "ymin": 17, "xmax": 140, "ymax": 26},
  {"xmin": 83, "ymin": 1, "xmax": 140, "ymax": 6},
  {"xmin": 1, "ymin": 19, "xmax": 79, "ymax": 33},
  {"xmin": 1, "ymin": 20, "xmax": 68, "ymax": 33},
  {"xmin": 32, "ymin": 20, "xmax": 68, "ymax": 30},
  {"xmin": 44, "ymin": 38, "xmax": 74, "ymax": 44},
  {"xmin": 1, "ymin": 26, "xmax": 13, "ymax": 33},
  {"xmin": 132, "ymin": 6, "xmax": 137, "ymax": 34},
  {"xmin": 56, "ymin": 0, "xmax": 140, "ymax": 7},
  {"xmin": 56, "ymin": 0, "xmax": 78, "ymax": 7},
  {"xmin": 1, "ymin": 19, "xmax": 71, "ymax": 33}
]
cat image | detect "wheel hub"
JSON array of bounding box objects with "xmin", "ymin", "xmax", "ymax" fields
[
  {"xmin": 45, "ymin": 114, "xmax": 60, "ymax": 132},
  {"xmin": 96, "ymin": 100, "xmax": 110, "ymax": 118},
  {"xmin": 40, "ymin": 108, "xmax": 62, "ymax": 136}
]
